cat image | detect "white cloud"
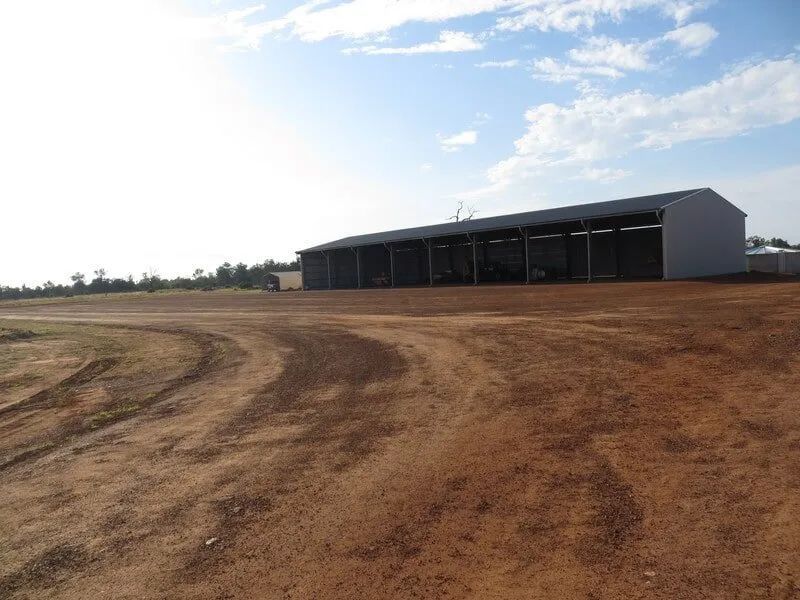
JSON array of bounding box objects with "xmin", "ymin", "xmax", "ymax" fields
[
  {"xmin": 532, "ymin": 35, "xmax": 652, "ymax": 82},
  {"xmin": 663, "ymin": 22, "xmax": 718, "ymax": 56},
  {"xmin": 475, "ymin": 59, "xmax": 520, "ymax": 68},
  {"xmin": 573, "ymin": 167, "xmax": 631, "ymax": 182},
  {"xmin": 496, "ymin": 0, "xmax": 709, "ymax": 33},
  {"xmin": 420, "ymin": 163, "xmax": 434, "ymax": 172},
  {"xmin": 489, "ymin": 57, "xmax": 800, "ymax": 187},
  {"xmin": 208, "ymin": 0, "xmax": 711, "ymax": 50},
  {"xmin": 344, "ymin": 30, "xmax": 483, "ymax": 55},
  {"xmin": 277, "ymin": 0, "xmax": 514, "ymax": 42},
  {"xmin": 568, "ymin": 35, "xmax": 655, "ymax": 70},
  {"xmin": 666, "ymin": 0, "xmax": 710, "ymax": 26},
  {"xmin": 438, "ymin": 130, "xmax": 478, "ymax": 152},
  {"xmin": 188, "ymin": 3, "xmax": 283, "ymax": 51},
  {"xmin": 533, "ymin": 22, "xmax": 718, "ymax": 83},
  {"xmin": 532, "ymin": 57, "xmax": 624, "ymax": 81}
]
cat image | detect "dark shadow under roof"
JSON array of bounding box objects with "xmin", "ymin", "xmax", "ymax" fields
[{"xmin": 297, "ymin": 188, "xmax": 705, "ymax": 253}]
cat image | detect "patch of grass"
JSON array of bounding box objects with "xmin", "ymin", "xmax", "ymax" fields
[
  {"xmin": 87, "ymin": 403, "xmax": 141, "ymax": 428},
  {"xmin": 0, "ymin": 328, "xmax": 38, "ymax": 343},
  {"xmin": 0, "ymin": 319, "xmax": 66, "ymax": 338},
  {"xmin": 0, "ymin": 287, "xmax": 264, "ymax": 308}
]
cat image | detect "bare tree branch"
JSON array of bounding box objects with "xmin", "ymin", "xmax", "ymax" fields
[{"xmin": 447, "ymin": 200, "xmax": 464, "ymax": 222}]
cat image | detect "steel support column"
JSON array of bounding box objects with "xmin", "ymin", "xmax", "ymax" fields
[
  {"xmin": 656, "ymin": 209, "xmax": 667, "ymax": 280},
  {"xmin": 321, "ymin": 250, "xmax": 331, "ymax": 290},
  {"xmin": 520, "ymin": 227, "xmax": 530, "ymax": 284},
  {"xmin": 583, "ymin": 220, "xmax": 593, "ymax": 282},
  {"xmin": 385, "ymin": 242, "xmax": 395, "ymax": 287},
  {"xmin": 422, "ymin": 238, "xmax": 433, "ymax": 286},
  {"xmin": 466, "ymin": 233, "xmax": 478, "ymax": 285},
  {"xmin": 473, "ymin": 236, "xmax": 478, "ymax": 285},
  {"xmin": 564, "ymin": 233, "xmax": 572, "ymax": 279},
  {"xmin": 350, "ymin": 247, "xmax": 361, "ymax": 289},
  {"xmin": 357, "ymin": 248, "xmax": 361, "ymax": 288}
]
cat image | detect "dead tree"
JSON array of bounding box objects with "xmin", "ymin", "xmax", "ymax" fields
[{"xmin": 448, "ymin": 201, "xmax": 478, "ymax": 223}]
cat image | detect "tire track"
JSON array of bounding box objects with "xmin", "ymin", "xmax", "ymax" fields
[
  {"xmin": 181, "ymin": 325, "xmax": 407, "ymax": 584},
  {"xmin": 0, "ymin": 324, "xmax": 240, "ymax": 472},
  {"xmin": 0, "ymin": 357, "xmax": 119, "ymax": 417}
]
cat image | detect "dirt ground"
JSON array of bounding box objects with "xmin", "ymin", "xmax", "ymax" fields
[{"xmin": 1, "ymin": 277, "xmax": 799, "ymax": 599}]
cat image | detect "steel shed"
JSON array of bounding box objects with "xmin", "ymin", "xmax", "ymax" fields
[{"xmin": 297, "ymin": 188, "xmax": 746, "ymax": 289}]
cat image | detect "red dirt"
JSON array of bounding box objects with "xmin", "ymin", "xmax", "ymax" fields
[{"xmin": 0, "ymin": 277, "xmax": 799, "ymax": 599}]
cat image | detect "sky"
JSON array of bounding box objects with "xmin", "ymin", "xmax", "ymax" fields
[{"xmin": 1, "ymin": 0, "xmax": 799, "ymax": 287}]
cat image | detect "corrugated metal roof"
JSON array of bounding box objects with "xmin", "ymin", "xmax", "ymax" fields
[
  {"xmin": 297, "ymin": 188, "xmax": 705, "ymax": 253},
  {"xmin": 746, "ymin": 245, "xmax": 800, "ymax": 255}
]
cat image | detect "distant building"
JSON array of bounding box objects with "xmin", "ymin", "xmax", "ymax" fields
[
  {"xmin": 746, "ymin": 246, "xmax": 800, "ymax": 274},
  {"xmin": 265, "ymin": 271, "xmax": 302, "ymax": 291},
  {"xmin": 297, "ymin": 188, "xmax": 746, "ymax": 289}
]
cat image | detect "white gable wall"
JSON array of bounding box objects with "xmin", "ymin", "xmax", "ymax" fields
[
  {"xmin": 662, "ymin": 189, "xmax": 746, "ymax": 279},
  {"xmin": 274, "ymin": 271, "xmax": 302, "ymax": 290}
]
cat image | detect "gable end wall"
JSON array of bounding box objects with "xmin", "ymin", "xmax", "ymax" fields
[{"xmin": 663, "ymin": 189, "xmax": 746, "ymax": 279}]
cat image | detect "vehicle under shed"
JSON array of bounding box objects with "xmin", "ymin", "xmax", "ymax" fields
[{"xmin": 297, "ymin": 188, "xmax": 746, "ymax": 289}]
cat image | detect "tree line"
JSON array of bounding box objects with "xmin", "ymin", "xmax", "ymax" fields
[
  {"xmin": 0, "ymin": 259, "xmax": 299, "ymax": 301},
  {"xmin": 745, "ymin": 235, "xmax": 800, "ymax": 250}
]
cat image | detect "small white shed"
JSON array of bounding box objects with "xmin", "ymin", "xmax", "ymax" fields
[{"xmin": 268, "ymin": 271, "xmax": 302, "ymax": 291}]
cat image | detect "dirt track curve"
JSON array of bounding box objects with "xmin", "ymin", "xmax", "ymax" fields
[{"xmin": 1, "ymin": 278, "xmax": 799, "ymax": 599}]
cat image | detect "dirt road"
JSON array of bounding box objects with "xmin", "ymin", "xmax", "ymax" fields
[{"xmin": 1, "ymin": 279, "xmax": 799, "ymax": 599}]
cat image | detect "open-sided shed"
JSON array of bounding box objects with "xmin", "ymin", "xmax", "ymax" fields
[{"xmin": 297, "ymin": 188, "xmax": 746, "ymax": 289}]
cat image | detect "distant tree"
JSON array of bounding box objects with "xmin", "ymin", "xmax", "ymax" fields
[
  {"xmin": 70, "ymin": 272, "xmax": 87, "ymax": 294},
  {"xmin": 108, "ymin": 277, "xmax": 135, "ymax": 293},
  {"xmin": 185, "ymin": 268, "xmax": 209, "ymax": 290},
  {"xmin": 247, "ymin": 262, "xmax": 267, "ymax": 288},
  {"xmin": 138, "ymin": 268, "xmax": 163, "ymax": 292},
  {"xmin": 233, "ymin": 262, "xmax": 251, "ymax": 287},
  {"xmin": 767, "ymin": 237, "xmax": 792, "ymax": 249},
  {"xmin": 261, "ymin": 258, "xmax": 300, "ymax": 272},
  {"xmin": 88, "ymin": 268, "xmax": 109, "ymax": 294},
  {"xmin": 745, "ymin": 235, "xmax": 766, "ymax": 248},
  {"xmin": 0, "ymin": 256, "xmax": 301, "ymax": 301},
  {"xmin": 216, "ymin": 262, "xmax": 235, "ymax": 287},
  {"xmin": 171, "ymin": 276, "xmax": 194, "ymax": 289}
]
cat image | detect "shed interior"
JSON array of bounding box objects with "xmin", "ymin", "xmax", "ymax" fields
[{"xmin": 300, "ymin": 213, "xmax": 663, "ymax": 289}]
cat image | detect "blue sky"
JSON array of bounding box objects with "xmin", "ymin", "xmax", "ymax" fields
[{"xmin": 1, "ymin": 1, "xmax": 799, "ymax": 285}]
